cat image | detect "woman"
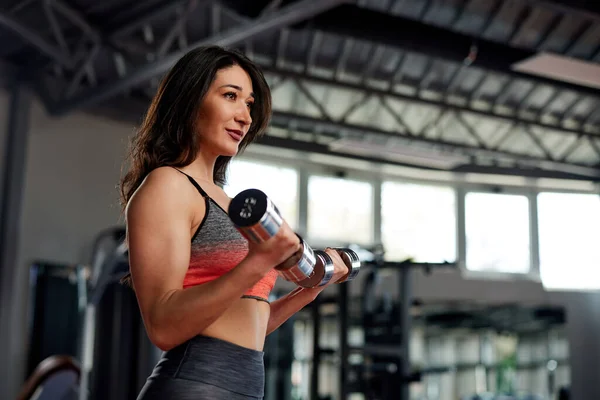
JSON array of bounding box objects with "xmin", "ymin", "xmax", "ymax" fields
[{"xmin": 119, "ymin": 45, "xmax": 349, "ymax": 400}]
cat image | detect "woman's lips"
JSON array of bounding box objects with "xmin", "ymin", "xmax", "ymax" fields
[{"xmin": 226, "ymin": 129, "xmax": 243, "ymax": 141}]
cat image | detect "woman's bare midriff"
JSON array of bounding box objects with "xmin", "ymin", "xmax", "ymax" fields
[{"xmin": 199, "ymin": 297, "xmax": 271, "ymax": 351}]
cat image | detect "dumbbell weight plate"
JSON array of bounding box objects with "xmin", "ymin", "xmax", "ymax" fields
[
  {"xmin": 228, "ymin": 188, "xmax": 283, "ymax": 243},
  {"xmin": 332, "ymin": 248, "xmax": 361, "ymax": 283},
  {"xmin": 297, "ymin": 250, "xmax": 335, "ymax": 288}
]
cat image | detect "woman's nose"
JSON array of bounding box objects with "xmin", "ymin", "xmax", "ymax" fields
[{"xmin": 236, "ymin": 106, "xmax": 252, "ymax": 126}]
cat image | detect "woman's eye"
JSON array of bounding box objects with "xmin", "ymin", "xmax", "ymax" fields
[
  {"xmin": 225, "ymin": 92, "xmax": 237, "ymax": 100},
  {"xmin": 246, "ymin": 102, "xmax": 254, "ymax": 109}
]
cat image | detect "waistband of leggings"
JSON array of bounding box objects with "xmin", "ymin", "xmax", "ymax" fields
[{"xmin": 162, "ymin": 334, "xmax": 265, "ymax": 398}]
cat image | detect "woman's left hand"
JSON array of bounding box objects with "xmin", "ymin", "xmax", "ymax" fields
[
  {"xmin": 323, "ymin": 248, "xmax": 350, "ymax": 286},
  {"xmin": 299, "ymin": 248, "xmax": 350, "ymax": 299}
]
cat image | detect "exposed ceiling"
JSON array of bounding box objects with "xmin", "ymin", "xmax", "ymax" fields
[{"xmin": 1, "ymin": 0, "xmax": 600, "ymax": 181}]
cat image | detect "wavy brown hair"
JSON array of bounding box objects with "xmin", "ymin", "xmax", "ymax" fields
[
  {"xmin": 118, "ymin": 46, "xmax": 272, "ymax": 286},
  {"xmin": 119, "ymin": 45, "xmax": 272, "ymax": 211}
]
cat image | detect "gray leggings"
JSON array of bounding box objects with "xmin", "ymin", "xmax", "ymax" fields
[{"xmin": 136, "ymin": 335, "xmax": 265, "ymax": 400}]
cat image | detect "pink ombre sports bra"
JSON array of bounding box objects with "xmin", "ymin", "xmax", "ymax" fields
[{"xmin": 175, "ymin": 169, "xmax": 278, "ymax": 303}]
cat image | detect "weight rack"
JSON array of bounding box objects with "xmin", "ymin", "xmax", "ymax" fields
[{"xmin": 311, "ymin": 258, "xmax": 456, "ymax": 400}]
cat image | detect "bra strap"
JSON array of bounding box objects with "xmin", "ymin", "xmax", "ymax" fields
[{"xmin": 172, "ymin": 168, "xmax": 209, "ymax": 197}]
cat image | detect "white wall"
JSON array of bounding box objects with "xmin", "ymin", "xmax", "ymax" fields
[
  {"xmin": 0, "ymin": 89, "xmax": 133, "ymax": 399},
  {"xmin": 1, "ymin": 88, "xmax": 599, "ymax": 399},
  {"xmin": 20, "ymin": 97, "xmax": 130, "ymax": 265}
]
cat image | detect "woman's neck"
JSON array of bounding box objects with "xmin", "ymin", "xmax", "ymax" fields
[{"xmin": 182, "ymin": 155, "xmax": 216, "ymax": 184}]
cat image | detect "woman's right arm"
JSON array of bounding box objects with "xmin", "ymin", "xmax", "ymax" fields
[{"xmin": 125, "ymin": 168, "xmax": 298, "ymax": 351}]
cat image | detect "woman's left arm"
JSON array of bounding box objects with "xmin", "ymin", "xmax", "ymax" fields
[
  {"xmin": 266, "ymin": 286, "xmax": 324, "ymax": 335},
  {"xmin": 266, "ymin": 248, "xmax": 349, "ymax": 335}
]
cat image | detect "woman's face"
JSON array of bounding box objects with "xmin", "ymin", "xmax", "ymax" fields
[{"xmin": 196, "ymin": 64, "xmax": 255, "ymax": 157}]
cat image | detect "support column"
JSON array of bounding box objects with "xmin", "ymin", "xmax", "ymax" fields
[
  {"xmin": 0, "ymin": 76, "xmax": 32, "ymax": 399},
  {"xmin": 338, "ymin": 283, "xmax": 349, "ymax": 399},
  {"xmin": 399, "ymin": 266, "xmax": 413, "ymax": 400},
  {"xmin": 561, "ymin": 292, "xmax": 600, "ymax": 400}
]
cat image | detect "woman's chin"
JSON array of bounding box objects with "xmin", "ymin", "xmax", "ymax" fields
[{"xmin": 220, "ymin": 144, "xmax": 240, "ymax": 157}]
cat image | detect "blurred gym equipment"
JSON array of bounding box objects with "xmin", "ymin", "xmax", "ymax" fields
[
  {"xmin": 17, "ymin": 355, "xmax": 80, "ymax": 400},
  {"xmin": 22, "ymin": 227, "xmax": 160, "ymax": 400}
]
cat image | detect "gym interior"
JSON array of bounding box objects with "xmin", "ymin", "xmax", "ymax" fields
[{"xmin": 1, "ymin": 0, "xmax": 599, "ymax": 399}]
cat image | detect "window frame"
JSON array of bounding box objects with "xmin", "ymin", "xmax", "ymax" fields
[
  {"xmin": 304, "ymin": 170, "xmax": 377, "ymax": 248},
  {"xmin": 233, "ymin": 146, "xmax": 600, "ymax": 283},
  {"xmin": 379, "ymin": 177, "xmax": 458, "ymax": 264},
  {"xmin": 458, "ymin": 185, "xmax": 539, "ymax": 280}
]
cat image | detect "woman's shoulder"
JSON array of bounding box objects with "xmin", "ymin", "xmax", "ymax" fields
[
  {"xmin": 146, "ymin": 165, "xmax": 185, "ymax": 181},
  {"xmin": 126, "ymin": 167, "xmax": 201, "ymax": 217}
]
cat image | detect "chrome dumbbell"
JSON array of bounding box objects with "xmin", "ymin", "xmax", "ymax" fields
[{"xmin": 228, "ymin": 189, "xmax": 360, "ymax": 287}]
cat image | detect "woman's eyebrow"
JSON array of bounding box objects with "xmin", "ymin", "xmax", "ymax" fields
[{"xmin": 219, "ymin": 84, "xmax": 255, "ymax": 98}]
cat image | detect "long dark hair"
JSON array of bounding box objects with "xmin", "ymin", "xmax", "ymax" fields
[
  {"xmin": 119, "ymin": 45, "xmax": 272, "ymax": 211},
  {"xmin": 118, "ymin": 46, "xmax": 272, "ymax": 286}
]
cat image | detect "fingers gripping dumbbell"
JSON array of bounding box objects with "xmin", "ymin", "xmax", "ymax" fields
[
  {"xmin": 228, "ymin": 189, "xmax": 360, "ymax": 288},
  {"xmin": 331, "ymin": 247, "xmax": 361, "ymax": 283}
]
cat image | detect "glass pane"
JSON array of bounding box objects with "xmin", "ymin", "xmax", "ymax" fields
[
  {"xmin": 538, "ymin": 192, "xmax": 600, "ymax": 291},
  {"xmin": 224, "ymin": 160, "xmax": 299, "ymax": 230},
  {"xmin": 465, "ymin": 192, "xmax": 530, "ymax": 273},
  {"xmin": 307, "ymin": 176, "xmax": 373, "ymax": 245},
  {"xmin": 381, "ymin": 182, "xmax": 456, "ymax": 263}
]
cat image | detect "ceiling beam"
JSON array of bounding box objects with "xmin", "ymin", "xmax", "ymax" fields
[
  {"xmin": 0, "ymin": 11, "xmax": 73, "ymax": 69},
  {"xmin": 260, "ymin": 65, "xmax": 600, "ymax": 140},
  {"xmin": 256, "ymin": 136, "xmax": 600, "ymax": 181},
  {"xmin": 303, "ymin": 4, "xmax": 600, "ymax": 99},
  {"xmin": 70, "ymin": 87, "xmax": 598, "ymax": 172},
  {"xmin": 519, "ymin": 0, "xmax": 600, "ymax": 24},
  {"xmin": 39, "ymin": 90, "xmax": 600, "ymax": 181},
  {"xmin": 451, "ymin": 163, "xmax": 600, "ymax": 181},
  {"xmin": 49, "ymin": 0, "xmax": 348, "ymax": 116},
  {"xmin": 269, "ymin": 111, "xmax": 600, "ymax": 174}
]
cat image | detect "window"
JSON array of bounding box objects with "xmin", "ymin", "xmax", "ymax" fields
[
  {"xmin": 307, "ymin": 176, "xmax": 373, "ymax": 245},
  {"xmin": 538, "ymin": 192, "xmax": 600, "ymax": 291},
  {"xmin": 381, "ymin": 182, "xmax": 456, "ymax": 263},
  {"xmin": 465, "ymin": 192, "xmax": 531, "ymax": 273},
  {"xmin": 224, "ymin": 160, "xmax": 299, "ymax": 230}
]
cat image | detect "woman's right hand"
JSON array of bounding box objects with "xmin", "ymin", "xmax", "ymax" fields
[{"xmin": 245, "ymin": 221, "xmax": 302, "ymax": 274}]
